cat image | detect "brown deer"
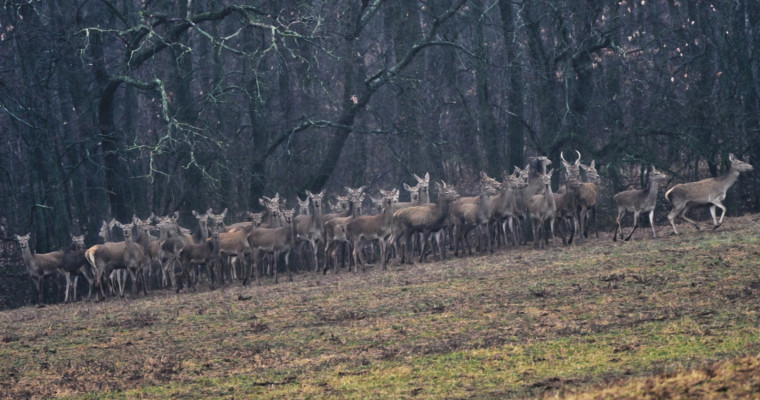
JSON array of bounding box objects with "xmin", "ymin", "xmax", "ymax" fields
[
  {"xmin": 323, "ymin": 188, "xmax": 365, "ymax": 273},
  {"xmin": 666, "ymin": 153, "xmax": 754, "ymax": 234},
  {"xmin": 579, "ymin": 157, "xmax": 601, "ymax": 238},
  {"xmin": 346, "ymin": 189, "xmax": 398, "ymax": 271},
  {"xmin": 391, "ymin": 181, "xmax": 460, "ymax": 264},
  {"xmin": 295, "ymin": 190, "xmax": 326, "ymax": 272},
  {"xmin": 86, "ymin": 221, "xmax": 148, "ymax": 300},
  {"xmin": 14, "ymin": 233, "xmax": 64, "ymax": 305},
  {"xmin": 60, "ymin": 234, "xmax": 93, "ymax": 303},
  {"xmin": 489, "ymin": 169, "xmax": 527, "ymax": 248},
  {"xmin": 245, "ymin": 208, "xmax": 298, "ymax": 285},
  {"xmin": 177, "ymin": 212, "xmax": 223, "ymax": 292},
  {"xmin": 527, "ymin": 169, "xmax": 557, "ymax": 249},
  {"xmin": 451, "ymin": 172, "xmax": 500, "ymax": 256},
  {"xmin": 613, "ymin": 166, "xmax": 668, "ymax": 241}
]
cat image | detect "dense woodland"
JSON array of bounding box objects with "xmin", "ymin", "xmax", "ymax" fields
[{"xmin": 1, "ymin": 0, "xmax": 759, "ymax": 305}]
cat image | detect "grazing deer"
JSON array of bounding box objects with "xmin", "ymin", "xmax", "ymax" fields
[
  {"xmin": 323, "ymin": 188, "xmax": 366, "ymax": 273},
  {"xmin": 451, "ymin": 172, "xmax": 500, "ymax": 256},
  {"xmin": 177, "ymin": 213, "xmax": 223, "ymax": 292},
  {"xmin": 666, "ymin": 153, "xmax": 754, "ymax": 234},
  {"xmin": 295, "ymin": 190, "xmax": 326, "ymax": 272},
  {"xmin": 527, "ymin": 169, "xmax": 557, "ymax": 249},
  {"xmin": 347, "ymin": 189, "xmax": 398, "ymax": 271},
  {"xmin": 613, "ymin": 166, "xmax": 668, "ymax": 241},
  {"xmin": 391, "ymin": 181, "xmax": 460, "ymax": 264},
  {"xmin": 245, "ymin": 208, "xmax": 298, "ymax": 285},
  {"xmin": 14, "ymin": 233, "xmax": 64, "ymax": 305}
]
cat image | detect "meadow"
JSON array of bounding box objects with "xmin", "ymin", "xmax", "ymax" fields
[{"xmin": 2, "ymin": 216, "xmax": 760, "ymax": 399}]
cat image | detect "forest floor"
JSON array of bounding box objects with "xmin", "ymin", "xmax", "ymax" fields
[{"xmin": 1, "ymin": 215, "xmax": 760, "ymax": 399}]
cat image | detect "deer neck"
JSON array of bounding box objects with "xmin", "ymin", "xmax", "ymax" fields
[
  {"xmin": 311, "ymin": 205, "xmax": 323, "ymax": 227},
  {"xmin": 19, "ymin": 243, "xmax": 35, "ymax": 272},
  {"xmin": 716, "ymin": 166, "xmax": 741, "ymax": 191},
  {"xmin": 645, "ymin": 177, "xmax": 661, "ymax": 201},
  {"xmin": 287, "ymin": 218, "xmax": 297, "ymax": 244},
  {"xmin": 434, "ymin": 194, "xmax": 454, "ymax": 222},
  {"xmin": 544, "ymin": 182, "xmax": 555, "ymax": 210},
  {"xmin": 382, "ymin": 202, "xmax": 394, "ymax": 224}
]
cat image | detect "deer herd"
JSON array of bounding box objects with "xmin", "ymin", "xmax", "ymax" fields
[{"xmin": 13, "ymin": 152, "xmax": 753, "ymax": 305}]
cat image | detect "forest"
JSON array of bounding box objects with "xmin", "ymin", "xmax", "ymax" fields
[{"xmin": 1, "ymin": 0, "xmax": 759, "ymax": 302}]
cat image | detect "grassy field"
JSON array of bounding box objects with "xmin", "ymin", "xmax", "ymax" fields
[{"xmin": 2, "ymin": 215, "xmax": 760, "ymax": 399}]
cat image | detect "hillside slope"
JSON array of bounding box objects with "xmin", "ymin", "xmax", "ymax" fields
[{"xmin": 1, "ymin": 215, "xmax": 760, "ymax": 399}]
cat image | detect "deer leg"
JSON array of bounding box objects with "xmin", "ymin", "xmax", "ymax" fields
[
  {"xmin": 649, "ymin": 210, "xmax": 657, "ymax": 238},
  {"xmin": 549, "ymin": 218, "xmax": 556, "ymax": 247},
  {"xmin": 613, "ymin": 210, "xmax": 623, "ymax": 242},
  {"xmin": 711, "ymin": 201, "xmax": 727, "ymax": 229},
  {"xmin": 667, "ymin": 205, "xmax": 682, "ymax": 235},
  {"xmin": 677, "ymin": 207, "xmax": 701, "ymax": 230},
  {"xmin": 273, "ymin": 251, "xmax": 280, "ymax": 284},
  {"xmin": 625, "ymin": 211, "xmax": 641, "ymax": 241},
  {"xmin": 63, "ymin": 272, "xmax": 72, "ymax": 304},
  {"xmin": 352, "ymin": 240, "xmax": 363, "ymax": 272},
  {"xmin": 285, "ymin": 251, "xmax": 293, "ymax": 282}
]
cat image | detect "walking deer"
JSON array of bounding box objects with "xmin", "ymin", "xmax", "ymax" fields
[
  {"xmin": 613, "ymin": 166, "xmax": 668, "ymax": 241},
  {"xmin": 666, "ymin": 153, "xmax": 753, "ymax": 234}
]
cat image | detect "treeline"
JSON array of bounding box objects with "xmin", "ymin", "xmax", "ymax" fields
[{"xmin": 0, "ymin": 0, "xmax": 758, "ymax": 255}]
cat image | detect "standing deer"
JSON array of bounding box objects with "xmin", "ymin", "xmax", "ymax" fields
[
  {"xmin": 613, "ymin": 166, "xmax": 668, "ymax": 241},
  {"xmin": 245, "ymin": 208, "xmax": 298, "ymax": 285},
  {"xmin": 177, "ymin": 213, "xmax": 223, "ymax": 292},
  {"xmin": 451, "ymin": 172, "xmax": 500, "ymax": 256},
  {"xmin": 86, "ymin": 221, "xmax": 147, "ymax": 300},
  {"xmin": 527, "ymin": 169, "xmax": 557, "ymax": 249},
  {"xmin": 14, "ymin": 233, "xmax": 64, "ymax": 305},
  {"xmin": 115, "ymin": 221, "xmax": 150, "ymax": 297},
  {"xmin": 666, "ymin": 153, "xmax": 753, "ymax": 234},
  {"xmin": 579, "ymin": 158, "xmax": 601, "ymax": 238},
  {"xmin": 295, "ymin": 190, "xmax": 326, "ymax": 272},
  {"xmin": 346, "ymin": 189, "xmax": 398, "ymax": 271},
  {"xmin": 515, "ymin": 156, "xmax": 553, "ymax": 244},
  {"xmin": 60, "ymin": 234, "xmax": 93, "ymax": 302},
  {"xmin": 489, "ymin": 169, "xmax": 528, "ymax": 248},
  {"xmin": 559, "ymin": 151, "xmax": 585, "ymax": 243},
  {"xmin": 391, "ymin": 181, "xmax": 460, "ymax": 264},
  {"xmin": 323, "ymin": 188, "xmax": 365, "ymax": 273}
]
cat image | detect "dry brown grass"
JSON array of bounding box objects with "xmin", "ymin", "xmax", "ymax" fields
[{"xmin": 1, "ymin": 214, "xmax": 759, "ymax": 398}]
